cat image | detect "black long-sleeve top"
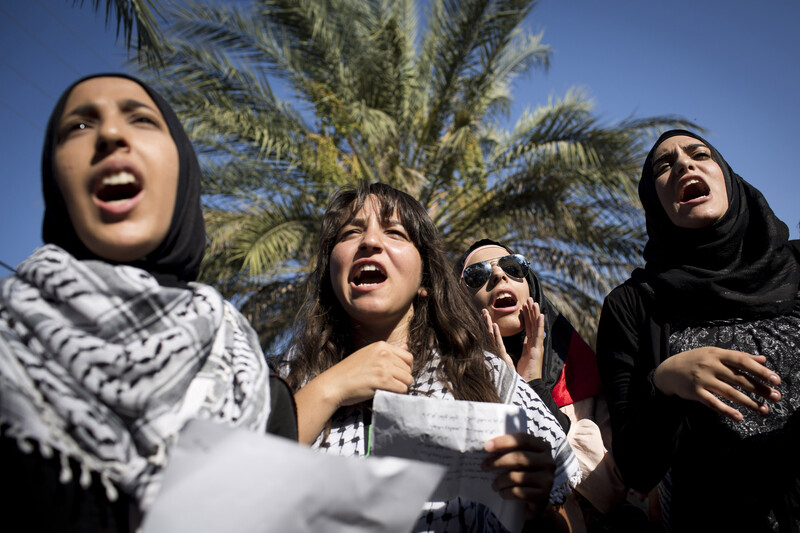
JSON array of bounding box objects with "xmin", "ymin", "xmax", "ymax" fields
[{"xmin": 597, "ymin": 278, "xmax": 800, "ymax": 532}]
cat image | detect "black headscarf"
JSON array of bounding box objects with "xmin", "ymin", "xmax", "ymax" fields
[
  {"xmin": 40, "ymin": 73, "xmax": 206, "ymax": 286},
  {"xmin": 637, "ymin": 129, "xmax": 800, "ymax": 320},
  {"xmin": 455, "ymin": 239, "xmax": 579, "ymax": 392}
]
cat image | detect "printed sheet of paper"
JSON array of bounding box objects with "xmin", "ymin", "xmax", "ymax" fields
[
  {"xmin": 142, "ymin": 419, "xmax": 445, "ymax": 533},
  {"xmin": 371, "ymin": 390, "xmax": 527, "ymax": 532}
]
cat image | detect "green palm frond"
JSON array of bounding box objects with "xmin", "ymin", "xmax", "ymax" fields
[{"xmin": 131, "ymin": 0, "xmax": 701, "ymax": 349}]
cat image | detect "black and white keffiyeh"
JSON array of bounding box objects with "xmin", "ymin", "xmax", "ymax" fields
[
  {"xmin": 0, "ymin": 245, "xmax": 271, "ymax": 509},
  {"xmin": 312, "ymin": 351, "xmax": 581, "ymax": 532}
]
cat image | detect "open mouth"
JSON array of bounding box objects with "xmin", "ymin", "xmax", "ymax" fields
[
  {"xmin": 679, "ymin": 179, "xmax": 710, "ymax": 202},
  {"xmin": 352, "ymin": 264, "xmax": 387, "ymax": 286},
  {"xmin": 95, "ymin": 171, "xmax": 142, "ymax": 203},
  {"xmin": 492, "ymin": 290, "xmax": 518, "ymax": 309}
]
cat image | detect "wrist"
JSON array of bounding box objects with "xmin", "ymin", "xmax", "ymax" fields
[
  {"xmin": 652, "ymin": 365, "xmax": 672, "ymax": 396},
  {"xmin": 311, "ymin": 371, "xmax": 345, "ymax": 409}
]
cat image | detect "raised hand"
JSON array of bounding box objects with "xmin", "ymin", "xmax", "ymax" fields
[
  {"xmin": 482, "ymin": 298, "xmax": 545, "ymax": 383},
  {"xmin": 482, "ymin": 308, "xmax": 515, "ymax": 368},
  {"xmin": 483, "ymin": 433, "xmax": 555, "ymax": 519},
  {"xmin": 653, "ymin": 346, "xmax": 782, "ymax": 421},
  {"xmin": 516, "ymin": 298, "xmax": 545, "ymax": 382},
  {"xmin": 295, "ymin": 341, "xmax": 413, "ymax": 444},
  {"xmin": 323, "ymin": 341, "xmax": 414, "ymax": 407}
]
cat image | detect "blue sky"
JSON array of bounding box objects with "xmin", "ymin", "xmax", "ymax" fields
[{"xmin": 1, "ymin": 0, "xmax": 798, "ymax": 272}]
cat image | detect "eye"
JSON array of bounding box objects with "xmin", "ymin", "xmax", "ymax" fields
[
  {"xmin": 131, "ymin": 113, "xmax": 160, "ymax": 127},
  {"xmin": 337, "ymin": 227, "xmax": 359, "ymax": 241},
  {"xmin": 653, "ymin": 161, "xmax": 670, "ymax": 175},
  {"xmin": 58, "ymin": 120, "xmax": 90, "ymax": 141},
  {"xmin": 385, "ymin": 227, "xmax": 410, "ymax": 240}
]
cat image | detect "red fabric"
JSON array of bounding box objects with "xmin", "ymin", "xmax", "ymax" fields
[{"xmin": 551, "ymin": 330, "xmax": 602, "ymax": 407}]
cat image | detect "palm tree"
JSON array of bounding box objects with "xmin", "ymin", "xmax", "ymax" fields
[
  {"xmin": 132, "ymin": 0, "xmax": 695, "ymax": 351},
  {"xmin": 78, "ymin": 0, "xmax": 165, "ymax": 64}
]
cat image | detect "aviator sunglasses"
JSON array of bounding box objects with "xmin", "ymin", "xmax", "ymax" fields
[{"xmin": 461, "ymin": 254, "xmax": 530, "ymax": 289}]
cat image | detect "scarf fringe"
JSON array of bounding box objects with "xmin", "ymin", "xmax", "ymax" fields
[
  {"xmin": 549, "ymin": 469, "xmax": 584, "ymax": 505},
  {"xmin": 2, "ymin": 419, "xmax": 122, "ymax": 501}
]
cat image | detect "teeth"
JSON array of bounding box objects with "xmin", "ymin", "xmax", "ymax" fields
[
  {"xmin": 360, "ymin": 264, "xmax": 384, "ymax": 274},
  {"xmin": 102, "ymin": 172, "xmax": 136, "ymax": 186}
]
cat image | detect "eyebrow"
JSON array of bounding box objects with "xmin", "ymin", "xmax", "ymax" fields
[
  {"xmin": 62, "ymin": 99, "xmax": 155, "ymax": 119},
  {"xmin": 469, "ymin": 255, "xmax": 505, "ymax": 265},
  {"xmin": 651, "ymin": 143, "xmax": 708, "ymax": 170},
  {"xmin": 345, "ymin": 216, "xmax": 404, "ymax": 227}
]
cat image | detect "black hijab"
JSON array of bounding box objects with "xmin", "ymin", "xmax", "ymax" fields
[
  {"xmin": 637, "ymin": 129, "xmax": 799, "ymax": 321},
  {"xmin": 40, "ymin": 73, "xmax": 206, "ymax": 286},
  {"xmin": 455, "ymin": 239, "xmax": 573, "ymax": 390}
]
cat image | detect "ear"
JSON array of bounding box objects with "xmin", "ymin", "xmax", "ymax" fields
[{"xmin": 417, "ymin": 287, "xmax": 429, "ymax": 298}]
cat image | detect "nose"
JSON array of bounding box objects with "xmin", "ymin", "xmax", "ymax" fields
[
  {"xmin": 673, "ymin": 150, "xmax": 694, "ymax": 175},
  {"xmin": 95, "ymin": 117, "xmax": 129, "ymax": 154},
  {"xmin": 358, "ymin": 223, "xmax": 383, "ymax": 251},
  {"xmin": 486, "ymin": 263, "xmax": 507, "ymax": 289}
]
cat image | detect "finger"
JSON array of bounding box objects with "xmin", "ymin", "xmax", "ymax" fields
[
  {"xmin": 484, "ymin": 449, "xmax": 554, "ymax": 471},
  {"xmin": 391, "ymin": 346, "xmax": 415, "ymax": 367},
  {"xmin": 491, "ymin": 323, "xmax": 507, "ymax": 353},
  {"xmin": 522, "ymin": 298, "xmax": 536, "ymax": 336},
  {"xmin": 495, "ymin": 484, "xmax": 550, "ymax": 504},
  {"xmin": 697, "ymin": 389, "xmax": 745, "ymax": 421},
  {"xmin": 485, "ymin": 432, "xmax": 551, "ymax": 454},
  {"xmin": 711, "ymin": 381, "xmax": 772, "ymax": 414},
  {"xmin": 724, "ymin": 368, "xmax": 781, "ymax": 402},
  {"xmin": 492, "ymin": 469, "xmax": 554, "ymax": 493},
  {"xmin": 482, "ymin": 309, "xmax": 494, "ymax": 335},
  {"xmin": 532, "ymin": 312, "xmax": 545, "ymax": 345},
  {"xmin": 491, "ymin": 323, "xmax": 514, "ymax": 368},
  {"xmin": 723, "ymin": 351, "xmax": 781, "ymax": 386}
]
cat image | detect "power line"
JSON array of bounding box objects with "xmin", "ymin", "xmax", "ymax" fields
[
  {"xmin": 0, "ymin": 4, "xmax": 82, "ymax": 76},
  {"xmin": 35, "ymin": 0, "xmax": 116, "ymax": 70},
  {"xmin": 0, "ymin": 57, "xmax": 57, "ymax": 101},
  {"xmin": 0, "ymin": 261, "xmax": 17, "ymax": 274},
  {"xmin": 0, "ymin": 97, "xmax": 43, "ymax": 132}
]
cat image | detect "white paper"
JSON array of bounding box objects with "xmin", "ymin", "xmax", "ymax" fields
[
  {"xmin": 142, "ymin": 419, "xmax": 446, "ymax": 533},
  {"xmin": 371, "ymin": 390, "xmax": 527, "ymax": 532}
]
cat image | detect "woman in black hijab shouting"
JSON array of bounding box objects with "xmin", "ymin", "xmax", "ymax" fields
[
  {"xmin": 596, "ymin": 130, "xmax": 800, "ymax": 532},
  {"xmin": 0, "ymin": 74, "xmax": 293, "ymax": 531}
]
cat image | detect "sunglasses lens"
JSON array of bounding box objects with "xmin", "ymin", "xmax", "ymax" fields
[
  {"xmin": 462, "ymin": 263, "xmax": 491, "ymax": 288},
  {"xmin": 462, "ymin": 254, "xmax": 528, "ymax": 288},
  {"xmin": 498, "ymin": 254, "xmax": 528, "ymax": 278}
]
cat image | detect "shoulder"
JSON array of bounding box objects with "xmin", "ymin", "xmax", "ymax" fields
[
  {"xmin": 605, "ymin": 274, "xmax": 646, "ymax": 306},
  {"xmin": 601, "ymin": 271, "xmax": 656, "ymax": 325},
  {"xmin": 788, "ymin": 239, "xmax": 800, "ymax": 260}
]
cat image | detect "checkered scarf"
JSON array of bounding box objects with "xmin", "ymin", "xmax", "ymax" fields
[{"xmin": 0, "ymin": 245, "xmax": 271, "ymax": 509}]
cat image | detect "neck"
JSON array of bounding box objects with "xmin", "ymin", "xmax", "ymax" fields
[{"xmin": 351, "ymin": 308, "xmax": 414, "ymax": 349}]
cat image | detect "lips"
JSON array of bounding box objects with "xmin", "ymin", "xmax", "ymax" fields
[
  {"xmin": 351, "ymin": 262, "xmax": 387, "ymax": 286},
  {"xmin": 492, "ymin": 290, "xmax": 518, "ymax": 309},
  {"xmin": 94, "ymin": 171, "xmax": 142, "ymax": 203},
  {"xmin": 678, "ymin": 177, "xmax": 710, "ymax": 203},
  {"xmin": 91, "ymin": 168, "xmax": 144, "ymax": 216}
]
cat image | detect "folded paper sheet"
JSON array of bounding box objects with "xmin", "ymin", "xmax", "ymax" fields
[
  {"xmin": 372, "ymin": 390, "xmax": 527, "ymax": 532},
  {"xmin": 142, "ymin": 419, "xmax": 446, "ymax": 533}
]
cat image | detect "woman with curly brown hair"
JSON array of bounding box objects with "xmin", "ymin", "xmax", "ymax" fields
[{"xmin": 281, "ymin": 182, "xmax": 580, "ymax": 531}]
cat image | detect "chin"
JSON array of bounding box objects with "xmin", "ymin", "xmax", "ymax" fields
[
  {"xmin": 84, "ymin": 237, "xmax": 161, "ymax": 263},
  {"xmin": 495, "ymin": 318, "xmax": 523, "ymax": 337}
]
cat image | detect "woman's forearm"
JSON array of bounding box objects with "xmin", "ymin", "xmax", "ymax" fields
[{"xmin": 293, "ymin": 374, "xmax": 341, "ymax": 445}]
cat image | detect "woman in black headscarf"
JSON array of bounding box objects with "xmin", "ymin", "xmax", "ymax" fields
[
  {"xmin": 596, "ymin": 130, "xmax": 800, "ymax": 532},
  {"xmin": 0, "ymin": 74, "xmax": 294, "ymax": 531},
  {"xmin": 456, "ymin": 240, "xmax": 630, "ymax": 529}
]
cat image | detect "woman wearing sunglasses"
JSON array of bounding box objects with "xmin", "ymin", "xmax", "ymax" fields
[{"xmin": 456, "ymin": 240, "xmax": 632, "ymax": 530}]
